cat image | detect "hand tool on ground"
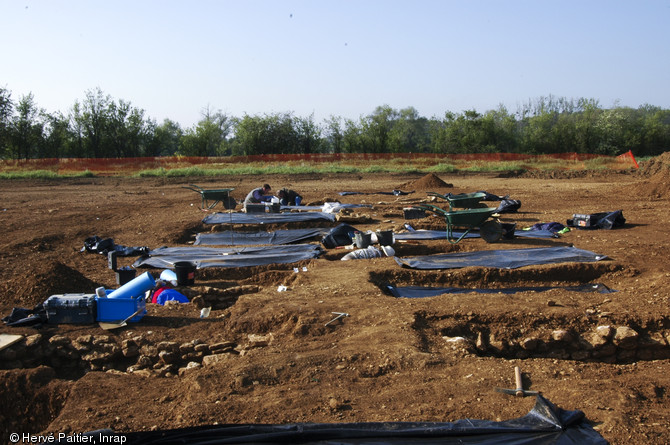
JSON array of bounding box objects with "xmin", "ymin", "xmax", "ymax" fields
[
  {"xmin": 325, "ymin": 312, "xmax": 349, "ymax": 326},
  {"xmin": 495, "ymin": 366, "xmax": 539, "ymax": 397},
  {"xmin": 98, "ymin": 306, "xmax": 146, "ymax": 331}
]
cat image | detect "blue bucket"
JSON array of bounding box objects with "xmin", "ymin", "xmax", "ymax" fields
[{"xmin": 107, "ymin": 271, "xmax": 155, "ymax": 299}]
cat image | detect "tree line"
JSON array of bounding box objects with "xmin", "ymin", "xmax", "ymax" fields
[{"xmin": 1, "ymin": 86, "xmax": 668, "ymax": 160}]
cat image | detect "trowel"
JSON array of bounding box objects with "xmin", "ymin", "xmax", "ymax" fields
[{"xmin": 98, "ymin": 307, "xmax": 146, "ymax": 331}]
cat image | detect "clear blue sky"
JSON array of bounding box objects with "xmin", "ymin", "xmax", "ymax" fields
[{"xmin": 2, "ymin": 0, "xmax": 669, "ymax": 128}]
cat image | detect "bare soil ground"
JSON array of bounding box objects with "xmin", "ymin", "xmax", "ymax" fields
[{"xmin": 1, "ymin": 155, "xmax": 670, "ymax": 444}]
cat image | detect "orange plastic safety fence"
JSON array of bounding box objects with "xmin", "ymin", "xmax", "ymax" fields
[{"xmin": 0, "ymin": 151, "xmax": 639, "ymax": 174}]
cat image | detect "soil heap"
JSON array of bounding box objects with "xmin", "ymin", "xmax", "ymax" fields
[
  {"xmin": 633, "ymin": 152, "xmax": 670, "ymax": 198},
  {"xmin": 399, "ymin": 173, "xmax": 453, "ymax": 191}
]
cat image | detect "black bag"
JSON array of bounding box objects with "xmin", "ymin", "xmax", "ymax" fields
[
  {"xmin": 321, "ymin": 224, "xmax": 358, "ymax": 249},
  {"xmin": 495, "ymin": 198, "xmax": 521, "ymax": 213},
  {"xmin": 82, "ymin": 235, "xmax": 115, "ymax": 254}
]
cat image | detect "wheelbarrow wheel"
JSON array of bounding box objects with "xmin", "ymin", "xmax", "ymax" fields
[
  {"xmin": 480, "ymin": 220, "xmax": 503, "ymax": 243},
  {"xmin": 223, "ymin": 196, "xmax": 237, "ymax": 210}
]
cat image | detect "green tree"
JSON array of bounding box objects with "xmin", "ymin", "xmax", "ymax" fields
[
  {"xmin": 486, "ymin": 105, "xmax": 518, "ymax": 153},
  {"xmin": 595, "ymin": 107, "xmax": 630, "ymax": 155},
  {"xmin": 181, "ymin": 107, "xmax": 232, "ymax": 156},
  {"xmin": 574, "ymin": 98, "xmax": 602, "ymax": 153},
  {"xmin": 323, "ymin": 115, "xmax": 344, "ymax": 154},
  {"xmin": 40, "ymin": 111, "xmax": 71, "ymax": 158},
  {"xmin": 231, "ymin": 112, "xmax": 309, "ymax": 156},
  {"xmin": 519, "ymin": 110, "xmax": 558, "ymax": 154},
  {"xmin": 106, "ymin": 99, "xmax": 149, "ymax": 157},
  {"xmin": 341, "ymin": 117, "xmax": 365, "ymax": 153},
  {"xmin": 149, "ymin": 118, "xmax": 183, "ymax": 156},
  {"xmin": 640, "ymin": 105, "xmax": 670, "ymax": 156},
  {"xmin": 0, "ymin": 87, "xmax": 14, "ymax": 158},
  {"xmin": 295, "ymin": 114, "xmax": 321, "ymax": 154},
  {"xmin": 434, "ymin": 111, "xmax": 461, "ymax": 153},
  {"xmin": 71, "ymin": 88, "xmax": 112, "ymax": 158},
  {"xmin": 387, "ymin": 107, "xmax": 431, "ymax": 153},
  {"xmin": 361, "ymin": 105, "xmax": 397, "ymax": 153},
  {"xmin": 8, "ymin": 93, "xmax": 44, "ymax": 159}
]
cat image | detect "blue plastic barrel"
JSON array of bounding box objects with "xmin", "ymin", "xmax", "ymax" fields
[{"xmin": 107, "ymin": 271, "xmax": 155, "ymax": 299}]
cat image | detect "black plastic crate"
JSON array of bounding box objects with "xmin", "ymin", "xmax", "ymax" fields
[
  {"xmin": 245, "ymin": 203, "xmax": 266, "ymax": 213},
  {"xmin": 403, "ymin": 207, "xmax": 426, "ymax": 220}
]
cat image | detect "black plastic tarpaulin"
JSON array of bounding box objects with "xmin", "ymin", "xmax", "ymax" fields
[
  {"xmin": 202, "ymin": 212, "xmax": 336, "ymax": 225},
  {"xmin": 339, "ymin": 189, "xmax": 413, "ymax": 196},
  {"xmin": 394, "ymin": 229, "xmax": 557, "ymax": 241},
  {"xmin": 395, "ymin": 246, "xmax": 608, "ymax": 270},
  {"xmin": 133, "ymin": 245, "xmax": 321, "ymax": 269},
  {"xmin": 194, "ymin": 228, "xmax": 329, "ymax": 246},
  {"xmin": 281, "ymin": 203, "xmax": 373, "ymax": 211},
  {"xmin": 81, "ymin": 235, "xmax": 149, "ymax": 256},
  {"xmin": 394, "ymin": 230, "xmax": 479, "ymax": 241},
  {"xmin": 384, "ymin": 283, "xmax": 616, "ymax": 298},
  {"xmin": 82, "ymin": 395, "xmax": 606, "ymax": 445}
]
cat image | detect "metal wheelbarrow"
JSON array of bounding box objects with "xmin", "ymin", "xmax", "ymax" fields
[
  {"xmin": 183, "ymin": 184, "xmax": 236, "ymax": 210},
  {"xmin": 427, "ymin": 191, "xmax": 487, "ymax": 210},
  {"xmin": 419, "ymin": 203, "xmax": 503, "ymax": 244}
]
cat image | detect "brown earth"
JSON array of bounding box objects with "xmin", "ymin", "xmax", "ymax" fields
[{"xmin": 1, "ymin": 158, "xmax": 669, "ymax": 444}]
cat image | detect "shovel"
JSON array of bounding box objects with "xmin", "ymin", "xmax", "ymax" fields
[
  {"xmin": 495, "ymin": 366, "xmax": 539, "ymax": 397},
  {"xmin": 98, "ymin": 306, "xmax": 146, "ymax": 331}
]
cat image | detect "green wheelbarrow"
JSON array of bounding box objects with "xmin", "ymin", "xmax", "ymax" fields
[
  {"xmin": 183, "ymin": 184, "xmax": 236, "ymax": 210},
  {"xmin": 418, "ymin": 203, "xmax": 503, "ymax": 244},
  {"xmin": 427, "ymin": 191, "xmax": 487, "ymax": 210}
]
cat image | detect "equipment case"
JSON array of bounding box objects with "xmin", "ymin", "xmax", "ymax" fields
[
  {"xmin": 568, "ymin": 213, "xmax": 606, "ymax": 229},
  {"xmin": 44, "ymin": 294, "xmax": 97, "ymax": 324}
]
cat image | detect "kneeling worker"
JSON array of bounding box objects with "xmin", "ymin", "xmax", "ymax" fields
[
  {"xmin": 277, "ymin": 188, "xmax": 303, "ymax": 206},
  {"xmin": 244, "ymin": 184, "xmax": 273, "ymax": 209}
]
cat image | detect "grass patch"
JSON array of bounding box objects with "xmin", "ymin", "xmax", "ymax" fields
[
  {"xmin": 425, "ymin": 163, "xmax": 457, "ymax": 173},
  {"xmin": 1, "ymin": 154, "xmax": 640, "ymax": 178},
  {"xmin": 458, "ymin": 161, "xmax": 529, "ymax": 172},
  {"xmin": 135, "ymin": 166, "xmax": 213, "ymax": 177},
  {"xmin": 0, "ymin": 169, "xmax": 96, "ymax": 179}
]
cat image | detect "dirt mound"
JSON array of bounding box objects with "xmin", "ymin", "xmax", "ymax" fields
[
  {"xmin": 637, "ymin": 151, "xmax": 670, "ymax": 177},
  {"xmin": 400, "ymin": 173, "xmax": 453, "ymax": 191},
  {"xmin": 0, "ymin": 367, "xmax": 69, "ymax": 439},
  {"xmin": 518, "ymin": 169, "xmax": 618, "ymax": 180},
  {"xmin": 10, "ymin": 261, "xmax": 101, "ymax": 308},
  {"xmin": 631, "ymin": 152, "xmax": 670, "ymax": 198}
]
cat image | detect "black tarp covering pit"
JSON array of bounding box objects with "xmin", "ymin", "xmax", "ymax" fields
[
  {"xmin": 202, "ymin": 212, "xmax": 336, "ymax": 225},
  {"xmin": 133, "ymin": 245, "xmax": 322, "ymax": 269},
  {"xmin": 194, "ymin": 228, "xmax": 329, "ymax": 246},
  {"xmin": 395, "ymin": 246, "xmax": 608, "ymax": 270},
  {"xmin": 384, "ymin": 283, "xmax": 616, "ymax": 299},
  {"xmin": 78, "ymin": 395, "xmax": 606, "ymax": 444}
]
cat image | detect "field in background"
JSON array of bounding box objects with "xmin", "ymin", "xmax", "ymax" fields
[{"xmin": 0, "ymin": 151, "xmax": 639, "ymax": 178}]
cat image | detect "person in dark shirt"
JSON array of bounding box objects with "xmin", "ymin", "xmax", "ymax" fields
[{"xmin": 277, "ymin": 188, "xmax": 303, "ymax": 206}]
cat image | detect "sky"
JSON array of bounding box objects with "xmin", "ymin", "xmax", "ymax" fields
[{"xmin": 2, "ymin": 0, "xmax": 669, "ymax": 128}]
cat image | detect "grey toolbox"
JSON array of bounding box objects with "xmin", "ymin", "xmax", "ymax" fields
[{"xmin": 44, "ymin": 294, "xmax": 97, "ymax": 324}]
